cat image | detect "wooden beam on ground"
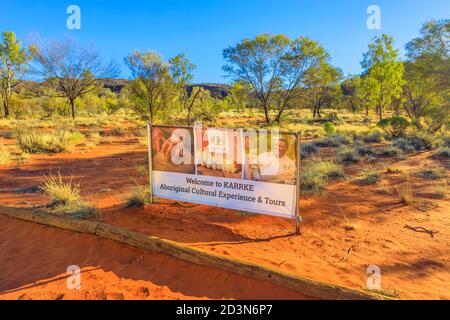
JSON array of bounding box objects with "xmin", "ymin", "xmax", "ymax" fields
[{"xmin": 0, "ymin": 206, "xmax": 394, "ymax": 300}]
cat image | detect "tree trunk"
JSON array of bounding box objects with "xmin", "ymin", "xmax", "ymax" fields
[
  {"xmin": 3, "ymin": 100, "xmax": 9, "ymax": 117},
  {"xmin": 186, "ymin": 107, "xmax": 192, "ymax": 126},
  {"xmin": 263, "ymin": 105, "xmax": 271, "ymax": 125},
  {"xmin": 70, "ymin": 99, "xmax": 76, "ymax": 119}
]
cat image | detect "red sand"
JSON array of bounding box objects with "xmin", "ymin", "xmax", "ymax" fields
[
  {"xmin": 1, "ymin": 126, "xmax": 449, "ymax": 299},
  {"xmin": 0, "ymin": 214, "xmax": 309, "ymax": 300}
]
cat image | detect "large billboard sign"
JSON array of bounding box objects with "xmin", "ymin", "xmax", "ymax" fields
[{"xmin": 149, "ymin": 124, "xmax": 300, "ymax": 219}]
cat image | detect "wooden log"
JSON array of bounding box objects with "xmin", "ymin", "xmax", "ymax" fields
[
  {"xmin": 95, "ymin": 222, "xmax": 391, "ymax": 300},
  {"xmin": 1, "ymin": 206, "xmax": 393, "ymax": 300},
  {"xmin": 0, "ymin": 206, "xmax": 99, "ymax": 234}
]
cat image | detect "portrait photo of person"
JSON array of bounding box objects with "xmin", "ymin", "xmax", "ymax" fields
[{"xmin": 243, "ymin": 132, "xmax": 297, "ymax": 185}]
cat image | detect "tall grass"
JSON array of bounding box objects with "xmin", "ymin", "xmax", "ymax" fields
[
  {"xmin": 301, "ymin": 160, "xmax": 344, "ymax": 193},
  {"xmin": 41, "ymin": 171, "xmax": 96, "ymax": 218},
  {"xmin": 16, "ymin": 129, "xmax": 84, "ymax": 154}
]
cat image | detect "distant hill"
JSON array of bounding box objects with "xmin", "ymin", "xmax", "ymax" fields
[
  {"xmin": 100, "ymin": 79, "xmax": 231, "ymax": 98},
  {"xmin": 15, "ymin": 79, "xmax": 231, "ymax": 99}
]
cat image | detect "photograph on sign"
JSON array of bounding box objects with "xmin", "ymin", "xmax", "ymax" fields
[{"xmin": 150, "ymin": 125, "xmax": 298, "ymax": 219}]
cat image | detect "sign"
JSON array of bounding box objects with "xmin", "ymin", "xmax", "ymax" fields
[{"xmin": 149, "ymin": 124, "xmax": 300, "ymax": 219}]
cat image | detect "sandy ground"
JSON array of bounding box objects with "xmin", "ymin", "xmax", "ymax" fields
[
  {"xmin": 0, "ymin": 125, "xmax": 449, "ymax": 299},
  {"xmin": 0, "ymin": 214, "xmax": 309, "ymax": 300}
]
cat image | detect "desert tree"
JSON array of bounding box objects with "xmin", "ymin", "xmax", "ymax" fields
[
  {"xmin": 31, "ymin": 38, "xmax": 119, "ymax": 119},
  {"xmin": 403, "ymin": 19, "xmax": 449, "ymax": 132},
  {"xmin": 361, "ymin": 34, "xmax": 404, "ymax": 120},
  {"xmin": 228, "ymin": 81, "xmax": 250, "ymax": 112},
  {"xmin": 223, "ymin": 34, "xmax": 326, "ymax": 124},
  {"xmin": 304, "ymin": 62, "xmax": 343, "ymax": 118},
  {"xmin": 168, "ymin": 53, "xmax": 201, "ymax": 125},
  {"xmin": 125, "ymin": 50, "xmax": 173, "ymax": 122},
  {"xmin": 0, "ymin": 31, "xmax": 30, "ymax": 117}
]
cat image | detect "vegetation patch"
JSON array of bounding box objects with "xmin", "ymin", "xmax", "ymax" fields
[
  {"xmin": 16, "ymin": 129, "xmax": 85, "ymax": 154},
  {"xmin": 315, "ymin": 133, "xmax": 352, "ymax": 148},
  {"xmin": 354, "ymin": 168, "xmax": 382, "ymax": 185},
  {"xmin": 337, "ymin": 146, "xmax": 359, "ymax": 164},
  {"xmin": 300, "ymin": 160, "xmax": 344, "ymax": 193},
  {"xmin": 41, "ymin": 171, "xmax": 96, "ymax": 218},
  {"xmin": 126, "ymin": 181, "xmax": 152, "ymax": 208}
]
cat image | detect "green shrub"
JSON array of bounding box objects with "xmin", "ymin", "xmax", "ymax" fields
[
  {"xmin": 440, "ymin": 135, "xmax": 450, "ymax": 148},
  {"xmin": 300, "ymin": 160, "xmax": 344, "ymax": 193},
  {"xmin": 355, "ymin": 169, "xmax": 381, "ymax": 185},
  {"xmin": 323, "ymin": 122, "xmax": 336, "ymax": 136},
  {"xmin": 355, "ymin": 144, "xmax": 376, "ymax": 156},
  {"xmin": 378, "ymin": 146, "xmax": 403, "ymax": 157},
  {"xmin": 377, "ymin": 116, "xmax": 410, "ymax": 138},
  {"xmin": 301, "ymin": 143, "xmax": 319, "ymax": 158},
  {"xmin": 315, "ymin": 133, "xmax": 352, "ymax": 148},
  {"xmin": 393, "ymin": 131, "xmax": 434, "ymax": 153},
  {"xmin": 337, "ymin": 146, "xmax": 359, "ymax": 164},
  {"xmin": 363, "ymin": 130, "xmax": 383, "ymax": 143},
  {"xmin": 310, "ymin": 160, "xmax": 345, "ymax": 180},
  {"xmin": 16, "ymin": 129, "xmax": 85, "ymax": 154},
  {"xmin": 435, "ymin": 147, "xmax": 450, "ymax": 157},
  {"xmin": 414, "ymin": 167, "xmax": 447, "ymax": 180}
]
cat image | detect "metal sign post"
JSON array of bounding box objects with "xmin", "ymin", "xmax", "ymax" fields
[
  {"xmin": 147, "ymin": 122, "xmax": 154, "ymax": 204},
  {"xmin": 295, "ymin": 132, "xmax": 302, "ymax": 235}
]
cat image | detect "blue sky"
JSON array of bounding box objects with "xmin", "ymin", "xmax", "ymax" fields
[{"xmin": 1, "ymin": 0, "xmax": 449, "ymax": 83}]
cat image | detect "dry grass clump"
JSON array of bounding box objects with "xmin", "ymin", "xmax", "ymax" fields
[
  {"xmin": 430, "ymin": 183, "xmax": 447, "ymax": 199},
  {"xmin": 378, "ymin": 146, "xmax": 403, "ymax": 157},
  {"xmin": 362, "ymin": 130, "xmax": 383, "ymax": 143},
  {"xmin": 0, "ymin": 148, "xmax": 11, "ymax": 165},
  {"xmin": 41, "ymin": 171, "xmax": 96, "ymax": 218},
  {"xmin": 300, "ymin": 160, "xmax": 344, "ymax": 193},
  {"xmin": 434, "ymin": 147, "xmax": 450, "ymax": 158},
  {"xmin": 315, "ymin": 133, "xmax": 352, "ymax": 148},
  {"xmin": 355, "ymin": 168, "xmax": 382, "ymax": 185},
  {"xmin": 396, "ymin": 182, "xmax": 414, "ymax": 205},
  {"xmin": 414, "ymin": 166, "xmax": 447, "ymax": 180},
  {"xmin": 126, "ymin": 181, "xmax": 152, "ymax": 208},
  {"xmin": 337, "ymin": 146, "xmax": 359, "ymax": 164},
  {"xmin": 16, "ymin": 129, "xmax": 84, "ymax": 154}
]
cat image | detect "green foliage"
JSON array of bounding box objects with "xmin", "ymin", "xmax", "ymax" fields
[
  {"xmin": 300, "ymin": 143, "xmax": 318, "ymax": 158},
  {"xmin": 378, "ymin": 146, "xmax": 403, "ymax": 157},
  {"xmin": 16, "ymin": 128, "xmax": 84, "ymax": 153},
  {"xmin": 393, "ymin": 131, "xmax": 434, "ymax": 152},
  {"xmin": 377, "ymin": 116, "xmax": 410, "ymax": 138},
  {"xmin": 435, "ymin": 147, "xmax": 450, "ymax": 157},
  {"xmin": 223, "ymin": 34, "xmax": 328, "ymax": 124},
  {"xmin": 337, "ymin": 146, "xmax": 359, "ymax": 164},
  {"xmin": 362, "ymin": 130, "xmax": 383, "ymax": 143},
  {"xmin": 315, "ymin": 133, "xmax": 352, "ymax": 147},
  {"xmin": 361, "ymin": 34, "xmax": 405, "ymax": 120},
  {"xmin": 0, "ymin": 31, "xmax": 31, "ymax": 117},
  {"xmin": 41, "ymin": 171, "xmax": 96, "ymax": 218},
  {"xmin": 323, "ymin": 121, "xmax": 336, "ymax": 135},
  {"xmin": 300, "ymin": 160, "xmax": 344, "ymax": 193},
  {"xmin": 355, "ymin": 168, "xmax": 382, "ymax": 185}
]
